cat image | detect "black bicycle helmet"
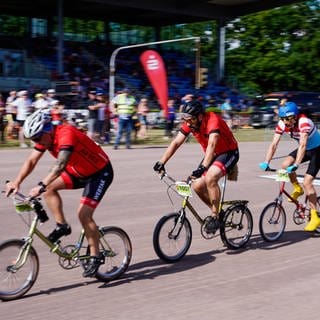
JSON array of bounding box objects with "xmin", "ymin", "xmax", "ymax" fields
[{"xmin": 181, "ymin": 100, "xmax": 204, "ymax": 118}]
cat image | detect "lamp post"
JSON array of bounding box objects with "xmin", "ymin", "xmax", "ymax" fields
[{"xmin": 108, "ymin": 36, "xmax": 201, "ymax": 100}]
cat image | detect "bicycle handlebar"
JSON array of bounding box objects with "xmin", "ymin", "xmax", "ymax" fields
[
  {"xmin": 158, "ymin": 171, "xmax": 193, "ymax": 185},
  {"xmin": 266, "ymin": 167, "xmax": 277, "ymax": 172},
  {"xmin": 4, "ymin": 181, "xmax": 49, "ymax": 223}
]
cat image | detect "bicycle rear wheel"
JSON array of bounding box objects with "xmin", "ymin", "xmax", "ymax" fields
[
  {"xmin": 220, "ymin": 204, "xmax": 253, "ymax": 249},
  {"xmin": 153, "ymin": 212, "xmax": 192, "ymax": 263},
  {"xmin": 95, "ymin": 226, "xmax": 132, "ymax": 282},
  {"xmin": 0, "ymin": 239, "xmax": 39, "ymax": 301},
  {"xmin": 259, "ymin": 202, "xmax": 286, "ymax": 242}
]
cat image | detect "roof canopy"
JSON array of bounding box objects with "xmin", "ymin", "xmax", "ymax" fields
[{"xmin": 0, "ymin": 0, "xmax": 303, "ymax": 26}]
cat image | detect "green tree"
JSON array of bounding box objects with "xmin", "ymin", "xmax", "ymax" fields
[{"xmin": 225, "ymin": 1, "xmax": 320, "ymax": 95}]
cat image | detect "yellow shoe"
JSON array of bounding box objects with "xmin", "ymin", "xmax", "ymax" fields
[
  {"xmin": 288, "ymin": 185, "xmax": 304, "ymax": 202},
  {"xmin": 304, "ymin": 210, "xmax": 320, "ymax": 232}
]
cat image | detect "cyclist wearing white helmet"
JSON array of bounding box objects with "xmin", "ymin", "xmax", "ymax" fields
[
  {"xmin": 260, "ymin": 101, "xmax": 320, "ymax": 231},
  {"xmin": 6, "ymin": 109, "xmax": 114, "ymax": 277},
  {"xmin": 23, "ymin": 109, "xmax": 53, "ymax": 139}
]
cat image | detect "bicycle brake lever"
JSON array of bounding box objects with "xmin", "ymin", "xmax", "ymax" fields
[
  {"xmin": 186, "ymin": 176, "xmax": 193, "ymax": 184},
  {"xmin": 4, "ymin": 180, "xmax": 15, "ymax": 197},
  {"xmin": 159, "ymin": 171, "xmax": 166, "ymax": 180}
]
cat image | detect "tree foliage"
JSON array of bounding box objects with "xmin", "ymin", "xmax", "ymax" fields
[{"xmin": 225, "ymin": 1, "xmax": 320, "ymax": 95}]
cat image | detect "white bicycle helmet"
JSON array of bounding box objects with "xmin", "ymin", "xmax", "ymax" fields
[{"xmin": 23, "ymin": 109, "xmax": 52, "ymax": 139}]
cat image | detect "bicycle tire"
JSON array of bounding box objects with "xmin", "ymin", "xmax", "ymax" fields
[
  {"xmin": 95, "ymin": 226, "xmax": 132, "ymax": 282},
  {"xmin": 259, "ymin": 202, "xmax": 286, "ymax": 242},
  {"xmin": 220, "ymin": 204, "xmax": 253, "ymax": 249},
  {"xmin": 0, "ymin": 239, "xmax": 39, "ymax": 301},
  {"xmin": 153, "ymin": 212, "xmax": 192, "ymax": 263}
]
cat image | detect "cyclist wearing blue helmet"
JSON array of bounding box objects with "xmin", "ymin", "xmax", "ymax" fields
[{"xmin": 260, "ymin": 101, "xmax": 320, "ymax": 231}]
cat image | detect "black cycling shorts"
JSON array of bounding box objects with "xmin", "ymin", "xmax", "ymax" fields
[
  {"xmin": 209, "ymin": 149, "xmax": 239, "ymax": 176},
  {"xmin": 289, "ymin": 146, "xmax": 320, "ymax": 177},
  {"xmin": 61, "ymin": 162, "xmax": 114, "ymax": 208}
]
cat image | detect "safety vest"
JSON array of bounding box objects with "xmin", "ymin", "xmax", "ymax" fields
[{"xmin": 114, "ymin": 93, "xmax": 136, "ymax": 115}]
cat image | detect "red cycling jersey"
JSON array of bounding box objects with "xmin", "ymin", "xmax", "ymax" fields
[
  {"xmin": 35, "ymin": 124, "xmax": 110, "ymax": 178},
  {"xmin": 180, "ymin": 112, "xmax": 238, "ymax": 155}
]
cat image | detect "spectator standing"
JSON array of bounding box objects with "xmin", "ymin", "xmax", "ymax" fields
[
  {"xmin": 11, "ymin": 90, "xmax": 33, "ymax": 148},
  {"xmin": 0, "ymin": 93, "xmax": 6, "ymax": 143},
  {"xmin": 111, "ymin": 88, "xmax": 137, "ymax": 149},
  {"xmin": 5, "ymin": 90, "xmax": 17, "ymax": 139},
  {"xmin": 87, "ymin": 90, "xmax": 100, "ymax": 141},
  {"xmin": 164, "ymin": 98, "xmax": 176, "ymax": 139},
  {"xmin": 46, "ymin": 89, "xmax": 57, "ymax": 104},
  {"xmin": 137, "ymin": 98, "xmax": 149, "ymax": 139},
  {"xmin": 103, "ymin": 96, "xmax": 112, "ymax": 145},
  {"xmin": 96, "ymin": 92, "xmax": 107, "ymax": 144},
  {"xmin": 33, "ymin": 93, "xmax": 49, "ymax": 110},
  {"xmin": 220, "ymin": 98, "xmax": 232, "ymax": 128}
]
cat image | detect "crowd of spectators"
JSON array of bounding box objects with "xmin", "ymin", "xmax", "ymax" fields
[{"xmin": 0, "ymin": 36, "xmax": 254, "ymax": 146}]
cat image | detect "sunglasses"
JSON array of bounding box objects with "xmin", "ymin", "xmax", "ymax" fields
[
  {"xmin": 280, "ymin": 116, "xmax": 295, "ymax": 121},
  {"xmin": 182, "ymin": 116, "xmax": 197, "ymax": 123}
]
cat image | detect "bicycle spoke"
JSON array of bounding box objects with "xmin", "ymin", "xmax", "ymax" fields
[{"xmin": 259, "ymin": 202, "xmax": 286, "ymax": 242}]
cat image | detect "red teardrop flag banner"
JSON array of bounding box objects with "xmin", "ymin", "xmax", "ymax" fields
[{"xmin": 140, "ymin": 50, "xmax": 168, "ymax": 116}]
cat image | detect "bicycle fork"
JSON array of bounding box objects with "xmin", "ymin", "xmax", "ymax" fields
[
  {"xmin": 8, "ymin": 218, "xmax": 39, "ymax": 272},
  {"xmin": 8, "ymin": 238, "xmax": 33, "ymax": 272},
  {"xmin": 169, "ymin": 209, "xmax": 186, "ymax": 240}
]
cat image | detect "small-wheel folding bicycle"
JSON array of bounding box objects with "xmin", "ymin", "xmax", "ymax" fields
[
  {"xmin": 259, "ymin": 168, "xmax": 320, "ymax": 242},
  {"xmin": 153, "ymin": 171, "xmax": 253, "ymax": 263},
  {"xmin": 0, "ymin": 190, "xmax": 132, "ymax": 301}
]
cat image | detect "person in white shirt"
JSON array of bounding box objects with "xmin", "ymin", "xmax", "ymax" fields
[
  {"xmin": 33, "ymin": 93, "xmax": 49, "ymax": 110},
  {"xmin": 11, "ymin": 90, "xmax": 32, "ymax": 147},
  {"xmin": 5, "ymin": 90, "xmax": 17, "ymax": 139}
]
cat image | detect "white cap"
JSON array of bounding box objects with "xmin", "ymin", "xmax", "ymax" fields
[
  {"xmin": 17, "ymin": 90, "xmax": 28, "ymax": 97},
  {"xmin": 47, "ymin": 89, "xmax": 56, "ymax": 94}
]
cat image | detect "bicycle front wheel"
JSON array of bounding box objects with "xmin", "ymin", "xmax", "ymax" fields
[
  {"xmin": 95, "ymin": 226, "xmax": 132, "ymax": 282},
  {"xmin": 259, "ymin": 202, "xmax": 286, "ymax": 242},
  {"xmin": 0, "ymin": 239, "xmax": 39, "ymax": 301},
  {"xmin": 153, "ymin": 212, "xmax": 192, "ymax": 263},
  {"xmin": 220, "ymin": 204, "xmax": 253, "ymax": 249}
]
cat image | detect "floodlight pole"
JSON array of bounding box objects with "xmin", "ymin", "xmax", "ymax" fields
[{"xmin": 109, "ymin": 36, "xmax": 201, "ymax": 100}]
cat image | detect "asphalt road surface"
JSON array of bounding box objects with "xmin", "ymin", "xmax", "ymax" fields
[{"xmin": 1, "ymin": 140, "xmax": 320, "ymax": 320}]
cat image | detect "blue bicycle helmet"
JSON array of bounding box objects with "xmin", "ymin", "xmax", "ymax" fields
[{"xmin": 279, "ymin": 102, "xmax": 299, "ymax": 117}]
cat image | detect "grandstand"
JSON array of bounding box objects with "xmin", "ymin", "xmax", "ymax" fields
[{"xmin": 1, "ymin": 0, "xmax": 299, "ymax": 107}]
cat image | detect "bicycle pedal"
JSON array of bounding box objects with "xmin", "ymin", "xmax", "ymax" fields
[{"xmin": 293, "ymin": 209, "xmax": 307, "ymax": 225}]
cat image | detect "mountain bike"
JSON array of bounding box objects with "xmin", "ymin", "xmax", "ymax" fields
[
  {"xmin": 0, "ymin": 190, "xmax": 132, "ymax": 301},
  {"xmin": 259, "ymin": 168, "xmax": 320, "ymax": 242},
  {"xmin": 153, "ymin": 171, "xmax": 253, "ymax": 263}
]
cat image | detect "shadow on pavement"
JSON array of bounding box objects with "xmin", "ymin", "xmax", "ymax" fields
[
  {"xmin": 246, "ymin": 230, "xmax": 316, "ymax": 251},
  {"xmin": 14, "ymin": 230, "xmax": 317, "ymax": 300},
  {"xmin": 101, "ymin": 249, "xmax": 220, "ymax": 288}
]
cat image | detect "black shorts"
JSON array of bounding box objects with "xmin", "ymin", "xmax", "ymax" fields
[
  {"xmin": 61, "ymin": 162, "xmax": 114, "ymax": 208},
  {"xmin": 289, "ymin": 146, "xmax": 320, "ymax": 177},
  {"xmin": 209, "ymin": 149, "xmax": 239, "ymax": 175}
]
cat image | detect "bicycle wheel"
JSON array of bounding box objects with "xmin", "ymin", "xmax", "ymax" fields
[
  {"xmin": 259, "ymin": 202, "xmax": 286, "ymax": 242},
  {"xmin": 153, "ymin": 212, "xmax": 192, "ymax": 263},
  {"xmin": 95, "ymin": 226, "xmax": 132, "ymax": 282},
  {"xmin": 0, "ymin": 239, "xmax": 39, "ymax": 301},
  {"xmin": 220, "ymin": 204, "xmax": 253, "ymax": 249}
]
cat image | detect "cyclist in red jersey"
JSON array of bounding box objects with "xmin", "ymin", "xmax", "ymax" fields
[
  {"xmin": 5, "ymin": 109, "xmax": 114, "ymax": 277},
  {"xmin": 154, "ymin": 100, "xmax": 239, "ymax": 234}
]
